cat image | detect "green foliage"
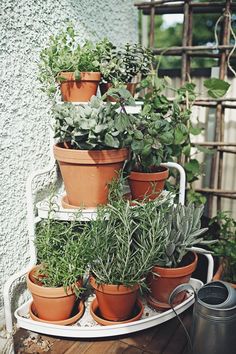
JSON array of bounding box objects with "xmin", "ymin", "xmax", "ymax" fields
[
  {"xmin": 210, "ymin": 211, "xmax": 236, "ymax": 283},
  {"xmin": 87, "ymin": 179, "xmax": 173, "ymax": 286},
  {"xmin": 204, "ymin": 78, "xmax": 230, "ymax": 99},
  {"xmin": 39, "ymin": 25, "xmax": 110, "ymax": 97},
  {"xmin": 53, "ymin": 95, "xmax": 135, "ymax": 150},
  {"xmin": 101, "ymin": 42, "xmax": 153, "ymax": 84},
  {"xmin": 157, "ymin": 203, "xmax": 209, "ymax": 268},
  {"xmin": 187, "ymin": 189, "xmax": 207, "ymax": 206},
  {"xmin": 35, "ymin": 218, "xmax": 91, "ymax": 296}
]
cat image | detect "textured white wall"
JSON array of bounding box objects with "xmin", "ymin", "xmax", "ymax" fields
[{"xmin": 0, "ymin": 0, "xmax": 138, "ymax": 328}]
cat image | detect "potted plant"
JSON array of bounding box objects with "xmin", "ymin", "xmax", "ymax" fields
[
  {"xmin": 27, "ymin": 218, "xmax": 91, "ymax": 322},
  {"xmin": 100, "ymin": 42, "xmax": 153, "ymax": 98},
  {"xmin": 147, "ymin": 203, "xmax": 209, "ymax": 310},
  {"xmin": 88, "ymin": 181, "xmax": 169, "ymax": 322},
  {"xmin": 210, "ymin": 211, "xmax": 236, "ymax": 288},
  {"xmin": 39, "ymin": 25, "xmax": 103, "ymax": 102},
  {"xmin": 53, "ymin": 94, "xmax": 134, "ymax": 208},
  {"xmin": 125, "ymin": 107, "xmax": 173, "ymax": 201}
]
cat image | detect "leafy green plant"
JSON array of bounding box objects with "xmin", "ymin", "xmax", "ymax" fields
[
  {"xmin": 39, "ymin": 25, "xmax": 109, "ymax": 97},
  {"xmin": 35, "ymin": 218, "xmax": 91, "ymax": 295},
  {"xmin": 138, "ymin": 71, "xmax": 230, "ymax": 202},
  {"xmin": 101, "ymin": 43, "xmax": 153, "ymax": 84},
  {"xmin": 87, "ymin": 180, "xmax": 173, "ymax": 287},
  {"xmin": 210, "ymin": 211, "xmax": 236, "ymax": 283},
  {"xmin": 53, "ymin": 95, "xmax": 135, "ymax": 150},
  {"xmin": 157, "ymin": 203, "xmax": 210, "ymax": 268}
]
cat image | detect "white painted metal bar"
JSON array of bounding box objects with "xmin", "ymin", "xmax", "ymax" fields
[
  {"xmin": 3, "ymin": 158, "xmax": 55, "ymax": 334},
  {"xmin": 161, "ymin": 162, "xmax": 186, "ymax": 204},
  {"xmin": 190, "ymin": 246, "xmax": 214, "ymax": 283}
]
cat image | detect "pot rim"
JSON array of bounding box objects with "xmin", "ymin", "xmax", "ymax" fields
[
  {"xmin": 53, "ymin": 144, "xmax": 129, "ymax": 164},
  {"xmin": 213, "ymin": 262, "xmax": 236, "ymax": 289},
  {"xmin": 128, "ymin": 167, "xmax": 169, "ymax": 182},
  {"xmin": 152, "ymin": 252, "xmax": 198, "ymax": 278},
  {"xmin": 59, "ymin": 71, "xmax": 101, "ymax": 81},
  {"xmin": 27, "ymin": 265, "xmax": 81, "ymax": 297},
  {"xmin": 89, "ymin": 276, "xmax": 139, "ymax": 294}
]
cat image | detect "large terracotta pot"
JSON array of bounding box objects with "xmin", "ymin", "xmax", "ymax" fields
[
  {"xmin": 26, "ymin": 265, "xmax": 82, "ymax": 321},
  {"xmin": 128, "ymin": 166, "xmax": 169, "ymax": 201},
  {"xmin": 54, "ymin": 144, "xmax": 129, "ymax": 208},
  {"xmin": 147, "ymin": 252, "xmax": 198, "ymax": 310},
  {"xmin": 100, "ymin": 82, "xmax": 138, "ymax": 101},
  {"xmin": 90, "ymin": 276, "xmax": 139, "ymax": 321},
  {"xmin": 59, "ymin": 72, "xmax": 101, "ymax": 102},
  {"xmin": 213, "ymin": 263, "xmax": 236, "ymax": 289}
]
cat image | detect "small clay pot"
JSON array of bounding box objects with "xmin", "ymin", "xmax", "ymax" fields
[
  {"xmin": 27, "ymin": 265, "xmax": 82, "ymax": 321},
  {"xmin": 100, "ymin": 82, "xmax": 138, "ymax": 101},
  {"xmin": 54, "ymin": 144, "xmax": 129, "ymax": 208},
  {"xmin": 128, "ymin": 167, "xmax": 169, "ymax": 201},
  {"xmin": 90, "ymin": 276, "xmax": 139, "ymax": 321},
  {"xmin": 59, "ymin": 72, "xmax": 101, "ymax": 102},
  {"xmin": 147, "ymin": 252, "xmax": 198, "ymax": 310},
  {"xmin": 213, "ymin": 263, "xmax": 236, "ymax": 289}
]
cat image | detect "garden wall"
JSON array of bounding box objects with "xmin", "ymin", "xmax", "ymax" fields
[{"xmin": 0, "ymin": 0, "xmax": 138, "ymax": 338}]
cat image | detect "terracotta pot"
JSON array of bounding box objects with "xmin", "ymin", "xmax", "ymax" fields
[
  {"xmin": 59, "ymin": 72, "xmax": 101, "ymax": 102},
  {"xmin": 100, "ymin": 82, "xmax": 138, "ymax": 101},
  {"xmin": 128, "ymin": 166, "xmax": 169, "ymax": 201},
  {"xmin": 26, "ymin": 265, "xmax": 82, "ymax": 321},
  {"xmin": 213, "ymin": 263, "xmax": 236, "ymax": 289},
  {"xmin": 54, "ymin": 144, "xmax": 129, "ymax": 208},
  {"xmin": 147, "ymin": 252, "xmax": 198, "ymax": 310},
  {"xmin": 90, "ymin": 276, "xmax": 139, "ymax": 321}
]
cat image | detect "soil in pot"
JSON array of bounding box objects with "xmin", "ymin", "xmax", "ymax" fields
[
  {"xmin": 59, "ymin": 72, "xmax": 101, "ymax": 102},
  {"xmin": 128, "ymin": 166, "xmax": 169, "ymax": 201},
  {"xmin": 27, "ymin": 265, "xmax": 82, "ymax": 321},
  {"xmin": 147, "ymin": 252, "xmax": 198, "ymax": 310},
  {"xmin": 54, "ymin": 144, "xmax": 129, "ymax": 208},
  {"xmin": 90, "ymin": 276, "xmax": 139, "ymax": 321}
]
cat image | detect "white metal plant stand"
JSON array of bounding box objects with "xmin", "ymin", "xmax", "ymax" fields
[{"xmin": 3, "ymin": 117, "xmax": 213, "ymax": 338}]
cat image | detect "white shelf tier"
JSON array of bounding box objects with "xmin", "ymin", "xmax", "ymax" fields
[
  {"xmin": 36, "ymin": 190, "xmax": 172, "ymax": 222},
  {"xmin": 15, "ymin": 278, "xmax": 202, "ymax": 339},
  {"xmin": 62, "ymin": 101, "xmax": 144, "ymax": 114}
]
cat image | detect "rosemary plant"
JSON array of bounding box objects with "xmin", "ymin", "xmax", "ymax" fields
[
  {"xmin": 35, "ymin": 218, "xmax": 91, "ymax": 295},
  {"xmin": 88, "ymin": 179, "xmax": 173, "ymax": 287}
]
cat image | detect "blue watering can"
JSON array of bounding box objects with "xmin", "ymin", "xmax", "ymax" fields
[{"xmin": 169, "ymin": 281, "xmax": 236, "ymax": 354}]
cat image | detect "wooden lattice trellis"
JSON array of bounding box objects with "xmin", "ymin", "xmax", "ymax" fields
[{"xmin": 135, "ymin": 0, "xmax": 236, "ymax": 216}]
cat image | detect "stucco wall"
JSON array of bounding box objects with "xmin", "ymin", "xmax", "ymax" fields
[{"xmin": 0, "ymin": 0, "xmax": 138, "ymax": 329}]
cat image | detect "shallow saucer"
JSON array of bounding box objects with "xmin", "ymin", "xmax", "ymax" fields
[
  {"xmin": 147, "ymin": 293, "xmax": 188, "ymax": 311},
  {"xmin": 29, "ymin": 301, "xmax": 84, "ymax": 325},
  {"xmin": 90, "ymin": 298, "xmax": 144, "ymax": 326}
]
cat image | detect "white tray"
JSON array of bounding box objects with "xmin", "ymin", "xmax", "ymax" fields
[{"xmin": 14, "ymin": 278, "xmax": 202, "ymax": 338}]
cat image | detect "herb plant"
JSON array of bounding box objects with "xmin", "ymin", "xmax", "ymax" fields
[
  {"xmin": 138, "ymin": 71, "xmax": 230, "ymax": 203},
  {"xmin": 35, "ymin": 218, "xmax": 91, "ymax": 295},
  {"xmin": 210, "ymin": 211, "xmax": 236, "ymax": 283},
  {"xmin": 53, "ymin": 95, "xmax": 135, "ymax": 150},
  {"xmin": 157, "ymin": 203, "xmax": 210, "ymax": 268},
  {"xmin": 87, "ymin": 182, "xmax": 172, "ymax": 287},
  {"xmin": 101, "ymin": 43, "xmax": 153, "ymax": 84},
  {"xmin": 39, "ymin": 25, "xmax": 108, "ymax": 97}
]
